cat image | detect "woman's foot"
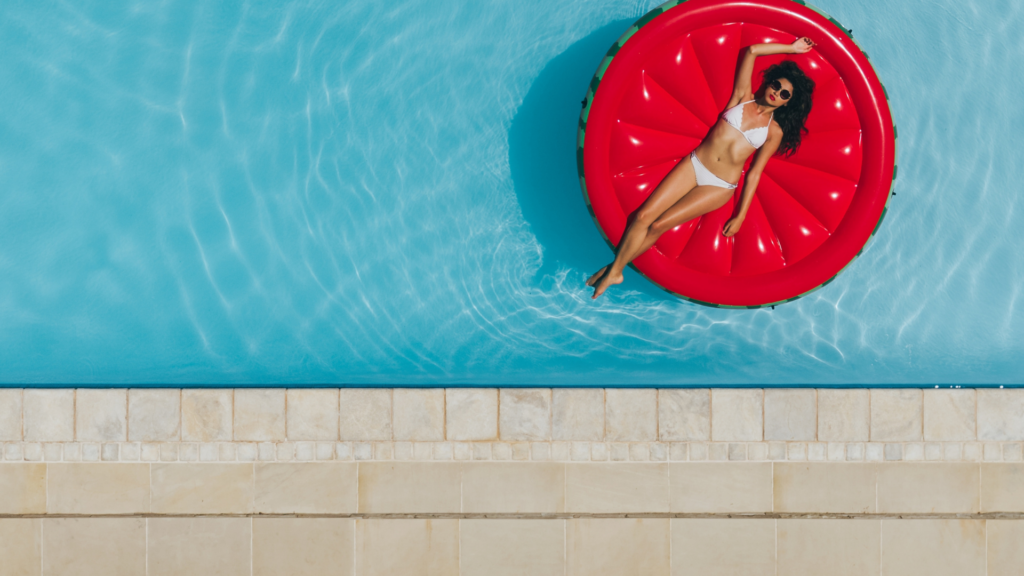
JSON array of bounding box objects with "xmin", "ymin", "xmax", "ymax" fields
[
  {"xmin": 592, "ymin": 269, "xmax": 623, "ymax": 299},
  {"xmin": 586, "ymin": 266, "xmax": 610, "ymax": 287}
]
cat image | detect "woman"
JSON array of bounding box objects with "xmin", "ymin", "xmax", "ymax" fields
[{"xmin": 588, "ymin": 37, "xmax": 817, "ymax": 299}]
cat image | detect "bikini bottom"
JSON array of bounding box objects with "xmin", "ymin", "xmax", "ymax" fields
[{"xmin": 690, "ymin": 151, "xmax": 738, "ymax": 190}]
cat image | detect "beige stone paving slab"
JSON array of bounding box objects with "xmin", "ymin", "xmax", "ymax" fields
[
  {"xmin": 658, "ymin": 389, "xmax": 710, "ymax": 441},
  {"xmin": 42, "ymin": 518, "xmax": 145, "ymax": 576},
  {"xmin": 606, "ymin": 389, "xmax": 657, "ymax": 441},
  {"xmin": 567, "ymin": 518, "xmax": 669, "ymax": 576},
  {"xmin": 461, "ymin": 519, "xmax": 564, "ymax": 576},
  {"xmin": 876, "ymin": 463, "xmax": 979, "ymax": 514},
  {"xmin": 923, "ymin": 389, "xmax": 976, "ymax": 441},
  {"xmin": 774, "ymin": 463, "xmax": 877, "ymax": 513},
  {"xmin": 128, "ymin": 389, "xmax": 180, "ymax": 441},
  {"xmin": 511, "ymin": 441, "xmax": 530, "ymax": 460},
  {"xmin": 671, "ymin": 519, "xmax": 775, "ymax": 576},
  {"xmin": 150, "ymin": 463, "xmax": 254, "ymax": 514},
  {"xmin": 148, "ymin": 517, "xmax": 251, "ymax": 576},
  {"xmin": 987, "ymin": 520, "xmax": 1024, "ymax": 576},
  {"xmin": 0, "ymin": 518, "xmax": 40, "ymax": 576},
  {"xmin": 234, "ymin": 389, "xmax": 286, "ymax": 441},
  {"xmin": 0, "ymin": 389, "xmax": 22, "ymax": 442},
  {"xmin": 74, "ymin": 389, "xmax": 126, "ymax": 442},
  {"xmin": 47, "ymin": 463, "xmax": 149, "ymax": 514},
  {"xmin": 764, "ymin": 389, "xmax": 816, "ymax": 441},
  {"xmin": 0, "ymin": 464, "xmax": 46, "ymax": 514},
  {"xmin": 393, "ymin": 389, "xmax": 445, "ymax": 441},
  {"xmin": 254, "ymin": 462, "xmax": 357, "ymax": 514},
  {"xmin": 818, "ymin": 389, "xmax": 869, "ymax": 441},
  {"xmin": 1003, "ymin": 442, "xmax": 1022, "ymax": 461},
  {"xmin": 253, "ymin": 518, "xmax": 354, "ymax": 576},
  {"xmin": 462, "ymin": 462, "xmax": 564, "ymax": 513},
  {"xmin": 355, "ymin": 519, "xmax": 459, "ymax": 576},
  {"xmin": 23, "ymin": 390, "xmax": 74, "ymax": 442},
  {"xmin": 711, "ymin": 389, "xmax": 763, "ymax": 441},
  {"xmin": 870, "ymin": 389, "xmax": 922, "ymax": 442},
  {"xmin": 552, "ymin": 389, "xmax": 605, "ymax": 441},
  {"xmin": 181, "ymin": 389, "xmax": 233, "ymax": 442},
  {"xmin": 777, "ymin": 519, "xmax": 880, "ymax": 576},
  {"xmin": 670, "ymin": 463, "xmax": 772, "ymax": 513},
  {"xmin": 499, "ymin": 389, "xmax": 551, "ymax": 441},
  {"xmin": 565, "ymin": 463, "xmax": 669, "ymax": 513},
  {"xmin": 446, "ymin": 389, "xmax": 497, "ymax": 441},
  {"xmin": 358, "ymin": 462, "xmax": 461, "ymax": 513},
  {"xmin": 881, "ymin": 519, "xmax": 984, "ymax": 576},
  {"xmin": 340, "ymin": 390, "xmax": 393, "ymax": 441},
  {"xmin": 978, "ymin": 389, "xmax": 1024, "ymax": 440},
  {"xmin": 981, "ymin": 463, "xmax": 1024, "ymax": 512},
  {"xmin": 287, "ymin": 389, "xmax": 340, "ymax": 441}
]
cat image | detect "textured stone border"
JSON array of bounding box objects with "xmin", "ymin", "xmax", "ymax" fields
[
  {"xmin": 3, "ymin": 440, "xmax": 1024, "ymax": 463},
  {"xmin": 2, "ymin": 388, "xmax": 1023, "ymax": 462}
]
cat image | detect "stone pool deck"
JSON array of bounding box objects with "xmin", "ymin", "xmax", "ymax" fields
[{"xmin": 1, "ymin": 388, "xmax": 1023, "ymax": 574}]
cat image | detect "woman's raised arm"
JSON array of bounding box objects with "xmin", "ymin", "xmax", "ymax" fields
[{"xmin": 729, "ymin": 38, "xmax": 815, "ymax": 106}]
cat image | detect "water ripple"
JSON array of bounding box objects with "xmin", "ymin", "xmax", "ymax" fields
[{"xmin": 0, "ymin": 0, "xmax": 1021, "ymax": 384}]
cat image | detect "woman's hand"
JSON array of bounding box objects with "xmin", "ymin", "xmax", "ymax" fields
[
  {"xmin": 723, "ymin": 216, "xmax": 744, "ymax": 237},
  {"xmin": 790, "ymin": 37, "xmax": 815, "ymax": 54}
]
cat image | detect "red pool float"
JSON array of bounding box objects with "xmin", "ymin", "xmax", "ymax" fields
[{"xmin": 577, "ymin": 0, "xmax": 896, "ymax": 308}]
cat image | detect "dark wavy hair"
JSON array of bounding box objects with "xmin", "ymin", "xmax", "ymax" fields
[{"xmin": 760, "ymin": 61, "xmax": 814, "ymax": 156}]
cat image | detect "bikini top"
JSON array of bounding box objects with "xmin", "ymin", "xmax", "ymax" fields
[{"xmin": 721, "ymin": 100, "xmax": 772, "ymax": 149}]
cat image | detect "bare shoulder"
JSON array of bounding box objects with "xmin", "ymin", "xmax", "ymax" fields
[{"xmin": 769, "ymin": 121, "xmax": 784, "ymax": 139}]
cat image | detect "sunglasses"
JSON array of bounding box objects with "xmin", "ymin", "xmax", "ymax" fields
[{"xmin": 769, "ymin": 80, "xmax": 792, "ymax": 100}]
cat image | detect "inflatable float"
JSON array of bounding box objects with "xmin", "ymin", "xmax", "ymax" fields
[{"xmin": 577, "ymin": 0, "xmax": 896, "ymax": 308}]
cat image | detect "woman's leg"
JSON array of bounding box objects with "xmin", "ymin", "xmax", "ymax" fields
[
  {"xmin": 589, "ymin": 157, "xmax": 698, "ymax": 298},
  {"xmin": 591, "ymin": 183, "xmax": 734, "ymax": 298},
  {"xmin": 637, "ymin": 185, "xmax": 736, "ymax": 255}
]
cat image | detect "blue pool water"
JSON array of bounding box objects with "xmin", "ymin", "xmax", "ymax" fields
[{"xmin": 1, "ymin": 0, "xmax": 1022, "ymax": 386}]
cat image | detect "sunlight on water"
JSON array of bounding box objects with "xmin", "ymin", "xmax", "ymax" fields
[{"xmin": 0, "ymin": 0, "xmax": 1021, "ymax": 384}]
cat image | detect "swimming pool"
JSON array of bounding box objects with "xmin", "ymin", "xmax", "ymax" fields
[{"xmin": 0, "ymin": 0, "xmax": 1021, "ymax": 385}]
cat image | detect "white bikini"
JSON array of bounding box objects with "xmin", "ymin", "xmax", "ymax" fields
[{"xmin": 689, "ymin": 100, "xmax": 772, "ymax": 190}]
